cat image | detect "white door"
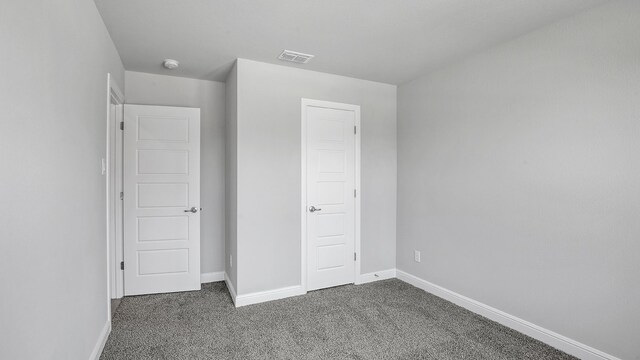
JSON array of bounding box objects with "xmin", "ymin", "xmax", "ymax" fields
[
  {"xmin": 123, "ymin": 105, "xmax": 201, "ymax": 296},
  {"xmin": 304, "ymin": 100, "xmax": 359, "ymax": 291}
]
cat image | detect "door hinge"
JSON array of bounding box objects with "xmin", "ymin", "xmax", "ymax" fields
[
  {"xmin": 354, "ymin": 252, "xmax": 357, "ymax": 261},
  {"xmin": 120, "ymin": 191, "xmax": 123, "ymax": 200},
  {"xmin": 120, "ymin": 261, "xmax": 124, "ymax": 270},
  {"xmin": 354, "ymin": 126, "xmax": 357, "ymax": 135},
  {"xmin": 354, "ymin": 189, "xmax": 356, "ymax": 198},
  {"xmin": 120, "ymin": 121, "xmax": 124, "ymax": 130}
]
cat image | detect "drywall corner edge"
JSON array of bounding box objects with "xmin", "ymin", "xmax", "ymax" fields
[{"xmin": 225, "ymin": 272, "xmax": 238, "ymax": 306}]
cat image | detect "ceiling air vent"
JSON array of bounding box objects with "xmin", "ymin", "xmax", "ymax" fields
[{"xmin": 278, "ymin": 50, "xmax": 314, "ymax": 64}]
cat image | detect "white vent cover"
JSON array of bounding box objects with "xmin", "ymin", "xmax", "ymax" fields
[{"xmin": 278, "ymin": 50, "xmax": 314, "ymax": 64}]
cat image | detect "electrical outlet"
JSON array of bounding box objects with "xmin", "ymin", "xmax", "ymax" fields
[{"xmin": 414, "ymin": 250, "xmax": 421, "ymax": 263}]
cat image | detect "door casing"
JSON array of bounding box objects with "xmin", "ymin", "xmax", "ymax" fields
[
  {"xmin": 301, "ymin": 98, "xmax": 361, "ymax": 292},
  {"xmin": 106, "ymin": 73, "xmax": 125, "ymax": 309}
]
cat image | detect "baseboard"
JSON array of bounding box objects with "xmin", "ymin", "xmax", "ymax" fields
[
  {"xmin": 224, "ymin": 272, "xmax": 238, "ymax": 306},
  {"xmin": 356, "ymin": 268, "xmax": 396, "ymax": 285},
  {"xmin": 201, "ymin": 271, "xmax": 225, "ymax": 283},
  {"xmin": 395, "ymin": 270, "xmax": 620, "ymax": 360},
  {"xmin": 228, "ymin": 267, "xmax": 395, "ymax": 307},
  {"xmin": 89, "ymin": 320, "xmax": 111, "ymax": 360},
  {"xmin": 235, "ymin": 285, "xmax": 306, "ymax": 307}
]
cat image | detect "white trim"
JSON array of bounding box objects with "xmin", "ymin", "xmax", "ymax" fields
[
  {"xmin": 356, "ymin": 268, "xmax": 396, "ymax": 285},
  {"xmin": 354, "ymin": 105, "xmax": 362, "ymax": 287},
  {"xmin": 396, "ymin": 270, "xmax": 621, "ymax": 360},
  {"xmin": 89, "ymin": 320, "xmax": 110, "ymax": 360},
  {"xmin": 201, "ymin": 271, "xmax": 225, "ymax": 283},
  {"xmin": 300, "ymin": 99, "xmax": 308, "ymax": 292},
  {"xmin": 224, "ymin": 272, "xmax": 238, "ymax": 306},
  {"xmin": 235, "ymin": 285, "xmax": 306, "ymax": 308},
  {"xmin": 226, "ymin": 265, "xmax": 395, "ymax": 307},
  {"xmin": 112, "ymin": 98, "xmax": 124, "ymax": 300},
  {"xmin": 107, "ymin": 73, "xmax": 124, "ymax": 103},
  {"xmin": 105, "ymin": 73, "xmax": 125, "ymax": 326},
  {"xmin": 301, "ymin": 98, "xmax": 362, "ymax": 293}
]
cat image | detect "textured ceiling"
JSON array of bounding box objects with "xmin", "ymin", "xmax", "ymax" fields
[{"xmin": 95, "ymin": 0, "xmax": 607, "ymax": 84}]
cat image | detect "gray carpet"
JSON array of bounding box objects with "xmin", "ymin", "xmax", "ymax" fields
[{"xmin": 101, "ymin": 279, "xmax": 575, "ymax": 359}]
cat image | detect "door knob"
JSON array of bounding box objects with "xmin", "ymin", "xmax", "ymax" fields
[
  {"xmin": 184, "ymin": 207, "xmax": 198, "ymax": 213},
  {"xmin": 309, "ymin": 206, "xmax": 322, "ymax": 213}
]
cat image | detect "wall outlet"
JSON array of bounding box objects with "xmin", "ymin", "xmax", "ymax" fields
[
  {"xmin": 414, "ymin": 250, "xmax": 421, "ymax": 263},
  {"xmin": 230, "ymin": 254, "xmax": 233, "ymax": 267}
]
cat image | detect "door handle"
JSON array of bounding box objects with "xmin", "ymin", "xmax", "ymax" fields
[
  {"xmin": 309, "ymin": 206, "xmax": 322, "ymax": 213},
  {"xmin": 184, "ymin": 207, "xmax": 198, "ymax": 213}
]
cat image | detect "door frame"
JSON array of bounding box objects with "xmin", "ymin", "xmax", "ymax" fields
[
  {"xmin": 106, "ymin": 73, "xmax": 125, "ymax": 310},
  {"xmin": 300, "ymin": 98, "xmax": 361, "ymax": 292}
]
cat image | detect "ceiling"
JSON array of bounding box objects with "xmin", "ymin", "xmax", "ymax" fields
[{"xmin": 95, "ymin": 0, "xmax": 607, "ymax": 85}]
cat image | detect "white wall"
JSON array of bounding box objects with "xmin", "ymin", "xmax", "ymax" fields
[
  {"xmin": 234, "ymin": 59, "xmax": 397, "ymax": 295},
  {"xmin": 225, "ymin": 63, "xmax": 238, "ymax": 290},
  {"xmin": 397, "ymin": 2, "xmax": 640, "ymax": 359},
  {"xmin": 0, "ymin": 0, "xmax": 124, "ymax": 359},
  {"xmin": 124, "ymin": 71, "xmax": 226, "ymax": 275}
]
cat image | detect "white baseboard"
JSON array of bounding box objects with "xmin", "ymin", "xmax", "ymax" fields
[
  {"xmin": 396, "ymin": 270, "xmax": 620, "ymax": 360},
  {"xmin": 89, "ymin": 320, "xmax": 111, "ymax": 360},
  {"xmin": 356, "ymin": 268, "xmax": 396, "ymax": 285},
  {"xmin": 235, "ymin": 285, "xmax": 306, "ymax": 307},
  {"xmin": 226, "ymin": 268, "xmax": 395, "ymax": 307},
  {"xmin": 233, "ymin": 266, "xmax": 397, "ymax": 307},
  {"xmin": 224, "ymin": 272, "xmax": 238, "ymax": 305},
  {"xmin": 201, "ymin": 271, "xmax": 225, "ymax": 283}
]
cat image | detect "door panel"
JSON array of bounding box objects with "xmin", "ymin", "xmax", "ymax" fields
[
  {"xmin": 137, "ymin": 150, "xmax": 189, "ymax": 174},
  {"xmin": 137, "ymin": 216, "xmax": 189, "ymax": 242},
  {"xmin": 305, "ymin": 102, "xmax": 357, "ymax": 291},
  {"xmin": 124, "ymin": 105, "xmax": 200, "ymax": 296},
  {"xmin": 137, "ymin": 183, "xmax": 189, "ymax": 208}
]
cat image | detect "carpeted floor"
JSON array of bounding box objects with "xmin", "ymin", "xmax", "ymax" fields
[{"xmin": 101, "ymin": 279, "xmax": 575, "ymax": 359}]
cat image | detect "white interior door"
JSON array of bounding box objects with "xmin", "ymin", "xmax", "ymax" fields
[
  {"xmin": 123, "ymin": 105, "xmax": 201, "ymax": 296},
  {"xmin": 305, "ymin": 100, "xmax": 358, "ymax": 291}
]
